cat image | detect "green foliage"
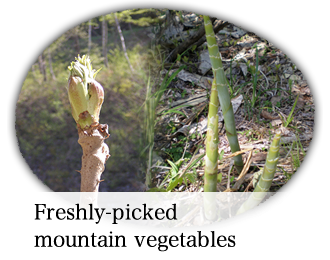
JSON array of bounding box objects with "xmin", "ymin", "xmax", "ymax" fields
[
  {"xmin": 181, "ymin": 89, "xmax": 187, "ymax": 98},
  {"xmin": 43, "ymin": 170, "xmax": 73, "ymax": 191},
  {"xmin": 161, "ymin": 104, "xmax": 189, "ymax": 118},
  {"xmin": 182, "ymin": 56, "xmax": 189, "ymax": 63},
  {"xmin": 166, "ymin": 159, "xmax": 184, "ymax": 191},
  {"xmin": 104, "ymin": 9, "xmax": 160, "ymax": 27},
  {"xmin": 247, "ymin": 45, "xmax": 261, "ymax": 108},
  {"xmin": 16, "ymin": 15, "xmax": 153, "ymax": 191},
  {"xmin": 163, "ymin": 135, "xmax": 191, "ymax": 162},
  {"xmin": 280, "ymin": 94, "xmax": 300, "ymax": 127},
  {"xmin": 160, "ymin": 152, "xmax": 204, "ymax": 192},
  {"xmin": 238, "ymin": 129, "xmax": 259, "ymax": 142},
  {"xmin": 230, "ymin": 175, "xmax": 235, "ymax": 184},
  {"xmin": 280, "ymin": 134, "xmax": 305, "ymax": 180},
  {"xmin": 141, "ymin": 59, "xmax": 185, "ymax": 189},
  {"xmin": 218, "ymin": 149, "xmax": 224, "ymax": 161},
  {"xmin": 105, "ymin": 45, "xmax": 147, "ymax": 93},
  {"xmin": 264, "ymin": 100, "xmax": 273, "ymax": 112}
]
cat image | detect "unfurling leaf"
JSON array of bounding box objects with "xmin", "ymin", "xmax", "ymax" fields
[{"xmin": 67, "ymin": 55, "xmax": 104, "ymax": 129}]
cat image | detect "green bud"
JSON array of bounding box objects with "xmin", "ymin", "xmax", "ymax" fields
[
  {"xmin": 67, "ymin": 55, "xmax": 104, "ymax": 129},
  {"xmin": 68, "ymin": 76, "xmax": 88, "ymax": 123},
  {"xmin": 87, "ymin": 79, "xmax": 104, "ymax": 123},
  {"xmin": 77, "ymin": 110, "xmax": 94, "ymax": 130}
]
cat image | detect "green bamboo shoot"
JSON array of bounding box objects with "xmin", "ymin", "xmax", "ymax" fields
[
  {"xmin": 204, "ymin": 77, "xmax": 220, "ymax": 192},
  {"xmin": 236, "ymin": 130, "xmax": 281, "ymax": 215},
  {"xmin": 203, "ymin": 16, "xmax": 243, "ymax": 173},
  {"xmin": 254, "ymin": 130, "xmax": 281, "ymax": 192}
]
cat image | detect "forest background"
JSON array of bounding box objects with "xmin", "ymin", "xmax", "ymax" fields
[
  {"xmin": 17, "ymin": 6, "xmax": 320, "ymax": 191},
  {"xmin": 16, "ymin": 9, "xmax": 163, "ymax": 191}
]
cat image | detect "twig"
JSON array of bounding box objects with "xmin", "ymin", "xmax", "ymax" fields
[
  {"xmin": 259, "ymin": 69, "xmax": 269, "ymax": 90},
  {"xmin": 114, "ymin": 13, "xmax": 134, "ymax": 72},
  {"xmin": 221, "ymin": 148, "xmax": 253, "ymax": 162},
  {"xmin": 179, "ymin": 152, "xmax": 205, "ymax": 178},
  {"xmin": 226, "ymin": 160, "xmax": 234, "ymax": 190},
  {"xmin": 244, "ymin": 179, "xmax": 254, "ymax": 192},
  {"xmin": 231, "ymin": 150, "xmax": 253, "ymax": 190}
]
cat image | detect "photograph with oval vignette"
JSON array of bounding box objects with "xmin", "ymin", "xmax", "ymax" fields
[{"xmin": 15, "ymin": 9, "xmax": 314, "ymax": 195}]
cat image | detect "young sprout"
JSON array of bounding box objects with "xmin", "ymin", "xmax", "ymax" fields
[
  {"xmin": 67, "ymin": 55, "xmax": 109, "ymax": 192},
  {"xmin": 67, "ymin": 55, "xmax": 103, "ymax": 130}
]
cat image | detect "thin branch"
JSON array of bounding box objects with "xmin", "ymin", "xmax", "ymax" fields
[{"xmin": 114, "ymin": 13, "xmax": 134, "ymax": 72}]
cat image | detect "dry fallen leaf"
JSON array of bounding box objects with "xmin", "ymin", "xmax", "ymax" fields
[{"xmin": 261, "ymin": 109, "xmax": 280, "ymax": 120}]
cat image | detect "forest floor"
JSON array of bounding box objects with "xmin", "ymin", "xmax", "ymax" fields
[{"xmin": 143, "ymin": 16, "xmax": 314, "ymax": 192}]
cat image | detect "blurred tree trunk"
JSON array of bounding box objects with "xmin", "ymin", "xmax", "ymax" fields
[
  {"xmin": 114, "ymin": 13, "xmax": 134, "ymax": 72},
  {"xmin": 48, "ymin": 49, "xmax": 56, "ymax": 80},
  {"xmin": 102, "ymin": 16, "xmax": 108, "ymax": 67},
  {"xmin": 38, "ymin": 53, "xmax": 47, "ymax": 82},
  {"xmin": 74, "ymin": 36, "xmax": 80, "ymax": 53},
  {"xmin": 128, "ymin": 22, "xmax": 141, "ymax": 44},
  {"xmin": 88, "ymin": 20, "xmax": 92, "ymax": 54}
]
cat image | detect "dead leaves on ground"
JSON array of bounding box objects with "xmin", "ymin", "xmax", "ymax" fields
[{"xmin": 149, "ymin": 12, "xmax": 314, "ymax": 192}]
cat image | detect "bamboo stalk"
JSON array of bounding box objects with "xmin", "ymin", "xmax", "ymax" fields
[
  {"xmin": 236, "ymin": 130, "xmax": 281, "ymax": 215},
  {"xmin": 204, "ymin": 77, "xmax": 220, "ymax": 192},
  {"xmin": 254, "ymin": 130, "xmax": 281, "ymax": 192},
  {"xmin": 203, "ymin": 16, "xmax": 244, "ymax": 173}
]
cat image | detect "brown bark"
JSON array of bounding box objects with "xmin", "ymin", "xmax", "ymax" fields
[
  {"xmin": 38, "ymin": 54, "xmax": 47, "ymax": 82},
  {"xmin": 74, "ymin": 34, "xmax": 80, "ymax": 54},
  {"xmin": 48, "ymin": 50, "xmax": 56, "ymax": 80},
  {"xmin": 78, "ymin": 124, "xmax": 110, "ymax": 192},
  {"xmin": 102, "ymin": 17, "xmax": 108, "ymax": 67},
  {"xmin": 114, "ymin": 13, "xmax": 134, "ymax": 72},
  {"xmin": 88, "ymin": 20, "xmax": 92, "ymax": 54}
]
